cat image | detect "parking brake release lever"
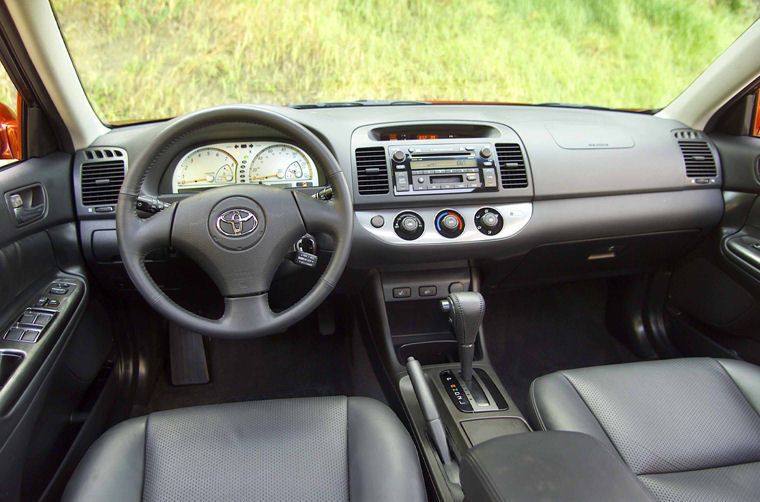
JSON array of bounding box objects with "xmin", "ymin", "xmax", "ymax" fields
[
  {"xmin": 406, "ymin": 356, "xmax": 452, "ymax": 465},
  {"xmin": 441, "ymin": 292, "xmax": 485, "ymax": 389}
]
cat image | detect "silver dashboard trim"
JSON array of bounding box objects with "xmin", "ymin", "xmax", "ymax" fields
[{"xmin": 356, "ymin": 202, "xmax": 532, "ymax": 245}]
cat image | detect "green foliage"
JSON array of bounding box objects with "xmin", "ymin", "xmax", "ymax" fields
[{"xmin": 44, "ymin": 0, "xmax": 760, "ymax": 122}]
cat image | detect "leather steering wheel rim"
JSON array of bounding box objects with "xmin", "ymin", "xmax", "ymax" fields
[{"xmin": 116, "ymin": 105, "xmax": 353, "ymax": 338}]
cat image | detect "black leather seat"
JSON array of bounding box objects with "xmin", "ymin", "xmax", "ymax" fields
[
  {"xmin": 63, "ymin": 396, "xmax": 426, "ymax": 502},
  {"xmin": 530, "ymin": 357, "xmax": 760, "ymax": 502}
]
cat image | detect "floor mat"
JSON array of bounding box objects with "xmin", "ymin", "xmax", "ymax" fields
[
  {"xmin": 144, "ymin": 311, "xmax": 385, "ymax": 413},
  {"xmin": 483, "ymin": 280, "xmax": 639, "ymax": 418}
]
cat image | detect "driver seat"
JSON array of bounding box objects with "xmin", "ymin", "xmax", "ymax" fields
[{"xmin": 62, "ymin": 396, "xmax": 427, "ymax": 502}]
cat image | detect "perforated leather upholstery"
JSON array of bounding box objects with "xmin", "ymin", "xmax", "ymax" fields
[
  {"xmin": 63, "ymin": 396, "xmax": 426, "ymax": 502},
  {"xmin": 530, "ymin": 358, "xmax": 760, "ymax": 502}
]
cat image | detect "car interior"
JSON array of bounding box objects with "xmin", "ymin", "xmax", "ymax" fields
[{"xmin": 1, "ymin": 1, "xmax": 760, "ymax": 501}]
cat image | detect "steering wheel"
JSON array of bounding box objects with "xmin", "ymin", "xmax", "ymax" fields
[{"xmin": 116, "ymin": 105, "xmax": 353, "ymax": 338}]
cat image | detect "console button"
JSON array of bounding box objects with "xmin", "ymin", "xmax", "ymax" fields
[
  {"xmin": 49, "ymin": 287, "xmax": 68, "ymax": 295},
  {"xmin": 47, "ymin": 299, "xmax": 60, "ymax": 308},
  {"xmin": 35, "ymin": 297, "xmax": 48, "ymax": 307},
  {"xmin": 449, "ymin": 282, "xmax": 466, "ymax": 293},
  {"xmin": 419, "ymin": 286, "xmax": 437, "ymax": 297},
  {"xmin": 392, "ymin": 287, "xmax": 412, "ymax": 299},
  {"xmin": 370, "ymin": 215, "xmax": 385, "ymax": 228}
]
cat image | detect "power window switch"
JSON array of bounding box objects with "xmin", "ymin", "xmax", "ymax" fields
[
  {"xmin": 20, "ymin": 330, "xmax": 40, "ymax": 343},
  {"xmin": 34, "ymin": 313, "xmax": 54, "ymax": 327},
  {"xmin": 4, "ymin": 327, "xmax": 24, "ymax": 341},
  {"xmin": 392, "ymin": 287, "xmax": 412, "ymax": 299},
  {"xmin": 35, "ymin": 297, "xmax": 48, "ymax": 307},
  {"xmin": 47, "ymin": 299, "xmax": 60, "ymax": 308},
  {"xmin": 19, "ymin": 313, "xmax": 37, "ymax": 325}
]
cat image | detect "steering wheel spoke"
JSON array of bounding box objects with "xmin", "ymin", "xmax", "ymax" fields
[
  {"xmin": 292, "ymin": 190, "xmax": 346, "ymax": 236},
  {"xmin": 118, "ymin": 195, "xmax": 176, "ymax": 257}
]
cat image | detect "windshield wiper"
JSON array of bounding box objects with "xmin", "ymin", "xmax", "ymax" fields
[
  {"xmin": 534, "ymin": 102, "xmax": 651, "ymax": 113},
  {"xmin": 288, "ymin": 99, "xmax": 429, "ymax": 109}
]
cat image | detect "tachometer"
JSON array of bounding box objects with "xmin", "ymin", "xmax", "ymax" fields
[
  {"xmin": 248, "ymin": 144, "xmax": 313, "ymax": 186},
  {"xmin": 172, "ymin": 147, "xmax": 237, "ymax": 192}
]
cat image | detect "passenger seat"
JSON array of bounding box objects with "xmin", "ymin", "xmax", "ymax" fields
[{"xmin": 530, "ymin": 358, "xmax": 760, "ymax": 501}]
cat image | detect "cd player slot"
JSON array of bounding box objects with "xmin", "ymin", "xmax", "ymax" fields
[{"xmin": 429, "ymin": 175, "xmax": 463, "ymax": 184}]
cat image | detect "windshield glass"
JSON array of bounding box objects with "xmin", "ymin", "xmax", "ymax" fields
[{"xmin": 51, "ymin": 0, "xmax": 759, "ymax": 124}]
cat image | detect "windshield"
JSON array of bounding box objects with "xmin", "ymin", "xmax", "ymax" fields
[{"xmin": 50, "ymin": 0, "xmax": 759, "ymax": 124}]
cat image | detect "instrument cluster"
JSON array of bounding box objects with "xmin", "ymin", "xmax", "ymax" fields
[{"xmin": 171, "ymin": 141, "xmax": 319, "ymax": 193}]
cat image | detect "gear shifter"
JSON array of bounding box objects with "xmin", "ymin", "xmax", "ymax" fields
[{"xmin": 441, "ymin": 291, "xmax": 485, "ymax": 389}]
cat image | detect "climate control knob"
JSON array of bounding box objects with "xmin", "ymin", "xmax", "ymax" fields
[
  {"xmin": 435, "ymin": 210, "xmax": 464, "ymax": 238},
  {"xmin": 394, "ymin": 212, "xmax": 424, "ymax": 240},
  {"xmin": 474, "ymin": 208, "xmax": 503, "ymax": 235}
]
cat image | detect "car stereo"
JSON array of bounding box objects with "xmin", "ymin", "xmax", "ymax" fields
[{"xmin": 389, "ymin": 142, "xmax": 499, "ymax": 196}]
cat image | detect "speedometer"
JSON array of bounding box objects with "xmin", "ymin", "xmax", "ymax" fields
[
  {"xmin": 247, "ymin": 144, "xmax": 313, "ymax": 186},
  {"xmin": 172, "ymin": 147, "xmax": 237, "ymax": 192}
]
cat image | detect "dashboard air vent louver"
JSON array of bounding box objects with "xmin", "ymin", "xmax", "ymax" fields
[
  {"xmin": 80, "ymin": 149, "xmax": 127, "ymax": 206},
  {"xmin": 355, "ymin": 147, "xmax": 389, "ymax": 195},
  {"xmin": 495, "ymin": 143, "xmax": 529, "ymax": 189},
  {"xmin": 674, "ymin": 129, "xmax": 703, "ymax": 140},
  {"xmin": 678, "ymin": 141, "xmax": 717, "ymax": 178}
]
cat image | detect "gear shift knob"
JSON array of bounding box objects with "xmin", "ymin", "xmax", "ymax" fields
[{"xmin": 441, "ymin": 292, "xmax": 485, "ymax": 388}]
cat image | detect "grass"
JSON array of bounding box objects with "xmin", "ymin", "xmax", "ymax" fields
[{"xmin": 4, "ymin": 1, "xmax": 760, "ymax": 123}]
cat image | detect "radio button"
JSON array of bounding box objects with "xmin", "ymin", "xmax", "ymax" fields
[
  {"xmin": 455, "ymin": 183, "xmax": 467, "ymax": 189},
  {"xmin": 483, "ymin": 168, "xmax": 497, "ymax": 188},
  {"xmin": 395, "ymin": 172, "xmax": 410, "ymax": 191},
  {"xmin": 480, "ymin": 147, "xmax": 492, "ymax": 158},
  {"xmin": 392, "ymin": 150, "xmax": 406, "ymax": 162},
  {"xmin": 466, "ymin": 173, "xmax": 478, "ymax": 181}
]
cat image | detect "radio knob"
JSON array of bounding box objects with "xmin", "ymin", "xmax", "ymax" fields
[
  {"xmin": 392, "ymin": 150, "xmax": 406, "ymax": 162},
  {"xmin": 480, "ymin": 147, "xmax": 492, "ymax": 158}
]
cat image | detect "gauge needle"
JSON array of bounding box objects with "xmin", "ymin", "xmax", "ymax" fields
[
  {"xmin": 249, "ymin": 174, "xmax": 279, "ymax": 181},
  {"xmin": 183, "ymin": 177, "xmax": 212, "ymax": 183}
]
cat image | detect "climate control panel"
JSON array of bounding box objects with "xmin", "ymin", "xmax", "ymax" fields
[{"xmin": 357, "ymin": 203, "xmax": 532, "ymax": 245}]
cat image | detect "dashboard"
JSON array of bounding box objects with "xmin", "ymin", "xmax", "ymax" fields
[
  {"xmin": 77, "ymin": 104, "xmax": 726, "ymax": 278},
  {"xmin": 170, "ymin": 141, "xmax": 319, "ymax": 193}
]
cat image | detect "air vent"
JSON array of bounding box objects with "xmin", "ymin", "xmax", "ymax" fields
[
  {"xmin": 674, "ymin": 129, "xmax": 703, "ymax": 140},
  {"xmin": 495, "ymin": 143, "xmax": 529, "ymax": 189},
  {"xmin": 678, "ymin": 141, "xmax": 717, "ymax": 178},
  {"xmin": 355, "ymin": 147, "xmax": 389, "ymax": 195},
  {"xmin": 80, "ymin": 149, "xmax": 127, "ymax": 206}
]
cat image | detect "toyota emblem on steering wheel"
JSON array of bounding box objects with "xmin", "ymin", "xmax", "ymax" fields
[{"xmin": 216, "ymin": 208, "xmax": 258, "ymax": 237}]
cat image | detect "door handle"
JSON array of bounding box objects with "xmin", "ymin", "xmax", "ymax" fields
[{"xmin": 4, "ymin": 183, "xmax": 46, "ymax": 226}]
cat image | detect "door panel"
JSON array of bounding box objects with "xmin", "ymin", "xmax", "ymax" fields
[
  {"xmin": 0, "ymin": 153, "xmax": 112, "ymax": 502},
  {"xmin": 668, "ymin": 133, "xmax": 760, "ymax": 362}
]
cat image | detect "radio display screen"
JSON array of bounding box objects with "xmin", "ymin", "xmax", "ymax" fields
[
  {"xmin": 429, "ymin": 175, "xmax": 463, "ymax": 184},
  {"xmin": 410, "ymin": 158, "xmax": 478, "ymax": 170}
]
